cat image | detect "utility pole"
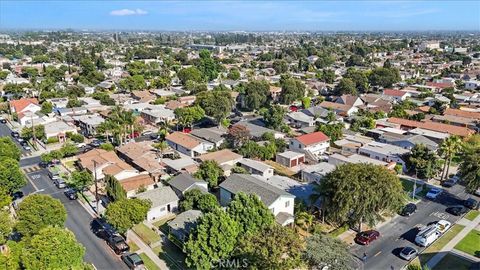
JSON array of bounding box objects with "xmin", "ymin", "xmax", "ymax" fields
[
  {"xmin": 30, "ymin": 114, "xmax": 37, "ymax": 148},
  {"xmin": 93, "ymin": 160, "xmax": 100, "ymax": 216},
  {"xmin": 412, "ymin": 168, "xmax": 418, "ymax": 200}
]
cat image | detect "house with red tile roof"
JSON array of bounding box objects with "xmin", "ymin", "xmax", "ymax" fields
[
  {"xmin": 9, "ymin": 98, "xmax": 40, "ymax": 114},
  {"xmin": 319, "ymin": 101, "xmax": 358, "ymax": 116},
  {"xmin": 387, "ymin": 117, "xmax": 474, "ymax": 137},
  {"xmin": 289, "ymin": 131, "xmax": 330, "ymax": 159}
]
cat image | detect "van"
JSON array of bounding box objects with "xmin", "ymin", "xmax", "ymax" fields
[
  {"xmin": 415, "ymin": 225, "xmax": 440, "ymax": 247},
  {"xmin": 48, "ymin": 169, "xmax": 59, "ymax": 179}
]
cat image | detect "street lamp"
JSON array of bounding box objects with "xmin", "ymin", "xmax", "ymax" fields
[{"xmin": 93, "ymin": 160, "xmax": 100, "ymax": 216}]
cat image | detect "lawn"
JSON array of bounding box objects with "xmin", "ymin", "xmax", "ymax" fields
[
  {"xmin": 464, "ymin": 210, "xmax": 480, "ymax": 221},
  {"xmin": 263, "ymin": 160, "xmax": 296, "ymax": 177},
  {"xmin": 454, "ymin": 229, "xmax": 480, "ymax": 258},
  {"xmin": 127, "ymin": 241, "xmax": 140, "ymax": 253},
  {"xmin": 139, "ymin": 253, "xmax": 161, "ymax": 270},
  {"xmin": 152, "ymin": 240, "xmax": 187, "ymax": 270},
  {"xmin": 132, "ymin": 223, "xmax": 161, "ymax": 246},
  {"xmin": 417, "ymin": 224, "xmax": 465, "ymax": 265},
  {"xmin": 64, "ymin": 160, "xmax": 76, "ymax": 170},
  {"xmin": 152, "ymin": 215, "xmax": 175, "ymax": 228},
  {"xmin": 432, "ymin": 253, "xmax": 472, "ymax": 270}
]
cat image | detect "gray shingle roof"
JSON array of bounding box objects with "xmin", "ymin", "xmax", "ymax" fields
[
  {"xmin": 220, "ymin": 174, "xmax": 293, "ymax": 206},
  {"xmin": 168, "ymin": 173, "xmax": 207, "ymax": 193},
  {"xmin": 135, "ymin": 186, "xmax": 179, "ymax": 208},
  {"xmin": 167, "ymin": 209, "xmax": 202, "ymax": 235}
]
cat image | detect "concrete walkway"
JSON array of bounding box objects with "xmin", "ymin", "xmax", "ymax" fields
[
  {"xmin": 426, "ymin": 214, "xmax": 480, "ymax": 269},
  {"xmin": 127, "ymin": 230, "xmax": 169, "ymax": 270}
]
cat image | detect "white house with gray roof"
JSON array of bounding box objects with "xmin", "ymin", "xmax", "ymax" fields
[
  {"xmin": 238, "ymin": 158, "xmax": 274, "ymax": 178},
  {"xmin": 135, "ymin": 185, "xmax": 179, "ymax": 221},
  {"xmin": 168, "ymin": 173, "xmax": 208, "ymax": 198},
  {"xmin": 219, "ymin": 174, "xmax": 295, "ymax": 226}
]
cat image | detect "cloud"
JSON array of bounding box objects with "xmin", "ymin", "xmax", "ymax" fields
[{"xmin": 110, "ymin": 8, "xmax": 148, "ymax": 16}]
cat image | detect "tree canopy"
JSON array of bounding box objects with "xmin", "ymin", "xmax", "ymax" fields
[
  {"xmin": 404, "ymin": 144, "xmax": 441, "ymax": 179},
  {"xmin": 16, "ymin": 194, "xmax": 67, "ymax": 237},
  {"xmin": 261, "ymin": 105, "xmax": 286, "ymax": 130},
  {"xmin": 174, "ymin": 105, "xmax": 205, "ymax": 129},
  {"xmin": 69, "ymin": 170, "xmax": 93, "ymax": 190},
  {"xmin": 195, "ymin": 90, "xmax": 234, "ymax": 124},
  {"xmin": 226, "ymin": 192, "xmax": 275, "ymax": 235},
  {"xmin": 303, "ymin": 233, "xmax": 353, "ymax": 270},
  {"xmin": 243, "ymin": 80, "xmax": 270, "ymax": 111},
  {"xmin": 194, "ymin": 160, "xmax": 224, "ymax": 188},
  {"xmin": 280, "ymin": 77, "xmax": 305, "ymax": 105},
  {"xmin": 0, "ymin": 137, "xmax": 21, "ymax": 161},
  {"xmin": 0, "ymin": 157, "xmax": 26, "ymax": 194},
  {"xmin": 105, "ymin": 198, "xmax": 151, "ymax": 234}
]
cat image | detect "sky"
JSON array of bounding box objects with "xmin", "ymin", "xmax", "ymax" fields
[{"xmin": 1, "ymin": 1, "xmax": 479, "ymax": 31}]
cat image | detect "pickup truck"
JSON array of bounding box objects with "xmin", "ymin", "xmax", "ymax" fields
[{"xmin": 107, "ymin": 234, "xmax": 130, "ymax": 254}]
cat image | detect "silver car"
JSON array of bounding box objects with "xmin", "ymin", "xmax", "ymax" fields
[{"xmin": 399, "ymin": 246, "xmax": 418, "ymax": 260}]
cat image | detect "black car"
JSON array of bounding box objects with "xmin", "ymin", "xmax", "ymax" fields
[
  {"xmin": 64, "ymin": 188, "xmax": 78, "ymax": 200},
  {"xmin": 12, "ymin": 191, "xmax": 24, "ymax": 200},
  {"xmin": 0, "ymin": 118, "xmax": 6, "ymax": 124},
  {"xmin": 442, "ymin": 179, "xmax": 457, "ymax": 188},
  {"xmin": 91, "ymin": 218, "xmax": 116, "ymax": 240},
  {"xmin": 446, "ymin": 205, "xmax": 469, "ymax": 216},
  {"xmin": 107, "ymin": 235, "xmax": 130, "ymax": 254},
  {"xmin": 400, "ymin": 203, "xmax": 417, "ymax": 216},
  {"xmin": 11, "ymin": 131, "xmax": 19, "ymax": 137},
  {"xmin": 464, "ymin": 198, "xmax": 479, "ymax": 210},
  {"xmin": 39, "ymin": 161, "xmax": 49, "ymax": 168},
  {"xmin": 121, "ymin": 253, "xmax": 145, "ymax": 270}
]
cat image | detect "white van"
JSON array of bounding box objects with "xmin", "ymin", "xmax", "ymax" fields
[{"xmin": 415, "ymin": 225, "xmax": 440, "ymax": 247}]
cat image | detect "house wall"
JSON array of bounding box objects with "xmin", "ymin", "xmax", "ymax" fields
[
  {"xmin": 219, "ymin": 187, "xmax": 234, "ymax": 206},
  {"xmin": 269, "ymin": 196, "xmax": 295, "ymax": 217},
  {"xmin": 146, "ymin": 201, "xmax": 179, "ymax": 221},
  {"xmin": 240, "ymin": 164, "xmax": 274, "ymax": 178},
  {"xmin": 167, "ymin": 141, "xmax": 193, "ymax": 157},
  {"xmin": 114, "ymin": 170, "xmax": 140, "ymax": 181},
  {"xmin": 358, "ymin": 149, "xmax": 406, "ymax": 168},
  {"xmin": 290, "ymin": 140, "xmax": 329, "ymax": 157}
]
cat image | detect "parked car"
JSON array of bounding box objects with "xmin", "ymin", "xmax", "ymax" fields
[
  {"xmin": 11, "ymin": 191, "xmax": 24, "ymax": 200},
  {"xmin": 17, "ymin": 138, "xmax": 24, "ymax": 143},
  {"xmin": 400, "ymin": 203, "xmax": 417, "ymax": 216},
  {"xmin": 435, "ymin": 220, "xmax": 452, "ymax": 234},
  {"xmin": 64, "ymin": 188, "xmax": 78, "ymax": 200},
  {"xmin": 121, "ymin": 253, "xmax": 145, "ymax": 270},
  {"xmin": 23, "ymin": 144, "xmax": 31, "ymax": 151},
  {"xmin": 442, "ymin": 178, "xmax": 458, "ymax": 188},
  {"xmin": 446, "ymin": 205, "xmax": 469, "ymax": 216},
  {"xmin": 0, "ymin": 118, "xmax": 6, "ymax": 124},
  {"xmin": 54, "ymin": 178, "xmax": 67, "ymax": 189},
  {"xmin": 399, "ymin": 246, "xmax": 418, "ymax": 260},
  {"xmin": 91, "ymin": 218, "xmax": 116, "ymax": 240},
  {"xmin": 11, "ymin": 131, "xmax": 19, "ymax": 137},
  {"xmin": 90, "ymin": 140, "xmax": 103, "ymax": 147},
  {"xmin": 464, "ymin": 198, "xmax": 479, "ymax": 210},
  {"xmin": 39, "ymin": 161, "xmax": 49, "ymax": 168},
  {"xmin": 354, "ymin": 230, "xmax": 380, "ymax": 245},
  {"xmin": 426, "ymin": 188, "xmax": 443, "ymax": 200},
  {"xmin": 107, "ymin": 234, "xmax": 130, "ymax": 254}
]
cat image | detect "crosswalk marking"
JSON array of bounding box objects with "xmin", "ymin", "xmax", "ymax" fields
[
  {"xmin": 22, "ymin": 166, "xmax": 41, "ymax": 173},
  {"xmin": 20, "ymin": 152, "xmax": 33, "ymax": 158}
]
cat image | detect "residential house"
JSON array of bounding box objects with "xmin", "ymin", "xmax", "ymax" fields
[
  {"xmin": 77, "ymin": 149, "xmax": 139, "ymax": 180},
  {"xmin": 116, "ymin": 142, "xmax": 165, "ymax": 180},
  {"xmin": 136, "ymin": 185, "xmax": 179, "ymax": 221},
  {"xmin": 358, "ymin": 141, "xmax": 409, "ymax": 168},
  {"xmin": 9, "ymin": 98, "xmax": 40, "ymax": 115},
  {"xmin": 328, "ymin": 153, "xmax": 396, "ymax": 169},
  {"xmin": 285, "ymin": 111, "xmax": 315, "ymax": 128},
  {"xmin": 197, "ymin": 149, "xmax": 243, "ymax": 175},
  {"xmin": 131, "ymin": 90, "xmax": 156, "ymax": 103},
  {"xmin": 335, "ymin": 94, "xmax": 364, "ymax": 107},
  {"xmin": 234, "ymin": 118, "xmax": 285, "ymax": 139},
  {"xmin": 190, "ymin": 127, "xmax": 227, "ymax": 148},
  {"xmin": 72, "ymin": 114, "xmax": 105, "ymax": 136},
  {"xmin": 378, "ymin": 132, "xmax": 439, "ymax": 151},
  {"xmin": 237, "ymin": 158, "xmax": 274, "ymax": 178},
  {"xmin": 276, "ymin": 151, "xmax": 305, "ymax": 168},
  {"xmin": 167, "ymin": 210, "xmax": 202, "ymax": 245},
  {"xmin": 319, "ymin": 101, "xmax": 358, "ymax": 116},
  {"xmin": 219, "ymin": 174, "xmax": 295, "ymax": 226},
  {"xmin": 301, "ymin": 162, "xmax": 336, "ymax": 183},
  {"xmin": 289, "ymin": 131, "xmax": 330, "ymax": 159},
  {"xmin": 465, "ymin": 80, "xmax": 480, "ymax": 90},
  {"xmin": 141, "ymin": 105, "xmax": 175, "ymax": 124},
  {"xmin": 43, "ymin": 120, "xmax": 77, "ymax": 142},
  {"xmin": 166, "ymin": 132, "xmax": 215, "ymax": 158},
  {"xmin": 333, "ymin": 134, "xmax": 374, "ymax": 155},
  {"xmin": 387, "ymin": 117, "xmax": 474, "ymax": 137},
  {"xmin": 119, "ymin": 174, "xmax": 156, "ymax": 198},
  {"xmin": 382, "ymin": 89, "xmax": 411, "ymax": 102},
  {"xmin": 168, "ymin": 173, "xmax": 208, "ymax": 198}
]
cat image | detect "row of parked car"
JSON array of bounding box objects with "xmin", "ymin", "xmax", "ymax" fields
[
  {"xmin": 10, "ymin": 131, "xmax": 31, "ymax": 151},
  {"xmin": 91, "ymin": 218, "xmax": 145, "ymax": 270}
]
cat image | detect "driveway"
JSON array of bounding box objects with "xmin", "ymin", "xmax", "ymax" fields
[
  {"xmin": 350, "ymin": 184, "xmax": 470, "ymax": 270},
  {"xmin": 22, "ymin": 169, "xmax": 127, "ymax": 270}
]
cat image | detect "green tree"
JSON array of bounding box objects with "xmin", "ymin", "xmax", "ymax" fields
[
  {"xmin": 261, "ymin": 105, "xmax": 286, "ymax": 130},
  {"xmin": 40, "ymin": 101, "xmax": 53, "ymax": 114},
  {"xmin": 226, "ymin": 192, "xmax": 274, "ymax": 235},
  {"xmin": 174, "ymin": 106, "xmax": 205, "ymax": 129},
  {"xmin": 334, "ymin": 78, "xmax": 357, "ymax": 95},
  {"xmin": 227, "ymin": 68, "xmax": 241, "ymax": 80},
  {"xmin": 243, "ymin": 80, "xmax": 270, "ymax": 111},
  {"xmin": 178, "ymin": 66, "xmax": 203, "ymax": 85},
  {"xmin": 184, "ymin": 209, "xmax": 240, "ymax": 269},
  {"xmin": 194, "ymin": 160, "xmax": 223, "ymax": 188},
  {"xmin": 69, "ymin": 170, "xmax": 93, "ymax": 190},
  {"xmin": 404, "ymin": 144, "xmax": 441, "ymax": 179},
  {"xmin": 280, "ymin": 77, "xmax": 305, "ymax": 105},
  {"xmin": 119, "ymin": 75, "xmax": 147, "ymax": 91},
  {"xmin": 195, "ymin": 90, "xmax": 234, "ymax": 124},
  {"xmin": 302, "ymin": 96, "xmax": 311, "ymax": 109},
  {"xmin": 22, "ymin": 227, "xmax": 85, "ymax": 270},
  {"xmin": 368, "ymin": 67, "xmax": 401, "ymax": 88},
  {"xmin": 99, "ymin": 142, "xmax": 115, "ymax": 151},
  {"xmin": 0, "ymin": 140, "xmax": 20, "ymax": 162},
  {"xmin": 303, "ymin": 233, "xmax": 353, "ymax": 270},
  {"xmin": 105, "ymin": 198, "xmax": 151, "ymax": 234},
  {"xmin": 0, "ymin": 187, "xmax": 12, "ymax": 208},
  {"xmin": 16, "ymin": 194, "xmax": 67, "ymax": 237},
  {"xmin": 179, "ymin": 189, "xmax": 203, "ymax": 211},
  {"xmin": 105, "ymin": 175, "xmax": 127, "ymax": 201},
  {"xmin": 227, "ymin": 124, "xmax": 251, "ymax": 148},
  {"xmin": 66, "ymin": 98, "xmax": 82, "ymax": 108},
  {"xmin": 316, "ymin": 163, "xmax": 404, "ymax": 231},
  {"xmin": 316, "ymin": 123, "xmax": 343, "ymax": 142},
  {"xmin": 272, "ymin": 59, "xmax": 288, "ymax": 74},
  {"xmin": 196, "ymin": 193, "xmax": 220, "ymax": 213},
  {"xmin": 344, "ymin": 68, "xmax": 369, "ymax": 92},
  {"xmin": 350, "ymin": 116, "xmax": 375, "ymax": 132},
  {"xmin": 21, "ymin": 125, "xmax": 46, "ymax": 141},
  {"xmin": 234, "ymin": 225, "xmax": 303, "ymax": 270},
  {"xmin": 317, "ymin": 69, "xmax": 335, "ymax": 83},
  {"xmin": 0, "ymin": 210, "xmax": 13, "ymax": 245},
  {"xmin": 439, "ymin": 136, "xmax": 463, "ymax": 181},
  {"xmin": 314, "ymin": 53, "xmax": 335, "ymax": 68},
  {"xmin": 197, "ymin": 50, "xmax": 220, "ymax": 81},
  {"xmin": 0, "ymin": 157, "xmax": 26, "ymax": 193},
  {"xmin": 0, "ymin": 240, "xmax": 23, "ymax": 270},
  {"xmin": 458, "ymin": 137, "xmax": 480, "ymax": 193}
]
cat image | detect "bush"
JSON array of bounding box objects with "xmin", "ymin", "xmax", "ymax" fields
[
  {"xmin": 69, "ymin": 133, "xmax": 85, "ymax": 143},
  {"xmin": 46, "ymin": 137, "xmax": 60, "ymax": 144}
]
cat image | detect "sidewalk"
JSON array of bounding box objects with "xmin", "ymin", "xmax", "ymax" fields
[
  {"xmin": 127, "ymin": 230, "xmax": 169, "ymax": 270},
  {"xmin": 425, "ymin": 214, "xmax": 480, "ymax": 269}
]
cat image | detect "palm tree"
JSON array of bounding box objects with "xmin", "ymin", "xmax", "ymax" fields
[
  {"xmin": 295, "ymin": 211, "xmax": 314, "ymax": 232},
  {"xmin": 153, "ymin": 141, "xmax": 169, "ymax": 164},
  {"xmin": 439, "ymin": 136, "xmax": 463, "ymax": 181},
  {"xmin": 458, "ymin": 145, "xmax": 480, "ymax": 193}
]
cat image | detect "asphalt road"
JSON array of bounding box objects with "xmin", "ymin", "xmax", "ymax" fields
[
  {"xmin": 350, "ymin": 184, "xmax": 470, "ymax": 270},
  {"xmin": 22, "ymin": 169, "xmax": 127, "ymax": 270}
]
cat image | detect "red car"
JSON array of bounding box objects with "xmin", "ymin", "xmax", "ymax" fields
[{"xmin": 355, "ymin": 230, "xmax": 380, "ymax": 245}]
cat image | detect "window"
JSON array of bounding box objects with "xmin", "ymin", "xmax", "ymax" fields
[{"xmin": 285, "ymin": 201, "xmax": 290, "ymax": 208}]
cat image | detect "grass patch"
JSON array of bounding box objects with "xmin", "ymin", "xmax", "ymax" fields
[
  {"xmin": 127, "ymin": 241, "xmax": 140, "ymax": 253},
  {"xmin": 152, "ymin": 240, "xmax": 187, "ymax": 270},
  {"xmin": 152, "ymin": 216, "xmax": 175, "ymax": 228},
  {"xmin": 132, "ymin": 223, "xmax": 161, "ymax": 246},
  {"xmin": 263, "ymin": 160, "xmax": 296, "ymax": 177},
  {"xmin": 328, "ymin": 224, "xmax": 349, "ymax": 237},
  {"xmin": 464, "ymin": 210, "xmax": 480, "ymax": 221},
  {"xmin": 417, "ymin": 224, "xmax": 465, "ymax": 265},
  {"xmin": 432, "ymin": 253, "xmax": 472, "ymax": 270},
  {"xmin": 454, "ymin": 229, "xmax": 480, "ymax": 258},
  {"xmin": 139, "ymin": 253, "xmax": 161, "ymax": 270}
]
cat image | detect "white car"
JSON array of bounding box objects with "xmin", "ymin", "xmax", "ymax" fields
[
  {"xmin": 426, "ymin": 188, "xmax": 443, "ymax": 200},
  {"xmin": 435, "ymin": 220, "xmax": 451, "ymax": 234}
]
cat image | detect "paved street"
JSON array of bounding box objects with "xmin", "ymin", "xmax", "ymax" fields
[
  {"xmin": 22, "ymin": 169, "xmax": 127, "ymax": 270},
  {"xmin": 350, "ymin": 185, "xmax": 470, "ymax": 270}
]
